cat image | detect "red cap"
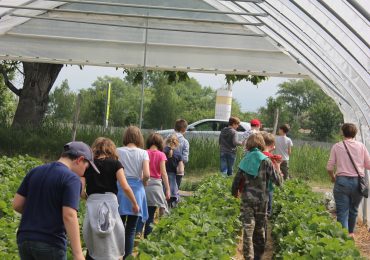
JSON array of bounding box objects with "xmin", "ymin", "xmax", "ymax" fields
[{"xmin": 250, "ymin": 119, "xmax": 261, "ymax": 127}]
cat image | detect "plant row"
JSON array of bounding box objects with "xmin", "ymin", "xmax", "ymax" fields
[
  {"xmin": 272, "ymin": 180, "xmax": 362, "ymax": 259},
  {"xmin": 0, "ymin": 155, "xmax": 42, "ymax": 259},
  {"xmin": 136, "ymin": 175, "xmax": 241, "ymax": 260}
]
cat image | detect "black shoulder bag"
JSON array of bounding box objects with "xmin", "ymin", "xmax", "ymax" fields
[{"xmin": 343, "ymin": 141, "xmax": 369, "ymax": 198}]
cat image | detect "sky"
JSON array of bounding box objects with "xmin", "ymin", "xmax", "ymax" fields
[{"xmin": 54, "ymin": 65, "xmax": 289, "ymax": 112}]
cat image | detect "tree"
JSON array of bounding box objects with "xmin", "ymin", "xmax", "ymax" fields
[
  {"xmin": 0, "ymin": 61, "xmax": 63, "ymax": 127},
  {"xmin": 0, "ymin": 75, "xmax": 17, "ymax": 125},
  {"xmin": 308, "ymin": 101, "xmax": 343, "ymax": 141},
  {"xmin": 47, "ymin": 80, "xmax": 77, "ymax": 122}
]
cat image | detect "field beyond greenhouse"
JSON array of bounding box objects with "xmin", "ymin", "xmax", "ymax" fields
[{"xmin": 0, "ymin": 125, "xmax": 368, "ymax": 259}]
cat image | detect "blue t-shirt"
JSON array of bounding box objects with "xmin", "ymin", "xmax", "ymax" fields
[
  {"xmin": 16, "ymin": 162, "xmax": 81, "ymax": 250},
  {"xmin": 164, "ymin": 146, "xmax": 183, "ymax": 173}
]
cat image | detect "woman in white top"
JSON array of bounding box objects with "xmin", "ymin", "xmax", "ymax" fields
[{"xmin": 116, "ymin": 126, "xmax": 150, "ymax": 259}]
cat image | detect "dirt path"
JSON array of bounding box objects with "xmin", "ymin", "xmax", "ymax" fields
[{"xmin": 233, "ymin": 222, "xmax": 274, "ymax": 260}]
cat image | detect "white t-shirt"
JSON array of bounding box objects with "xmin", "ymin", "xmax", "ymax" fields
[
  {"xmin": 117, "ymin": 147, "xmax": 149, "ymax": 179},
  {"xmin": 275, "ymin": 136, "xmax": 293, "ymax": 161}
]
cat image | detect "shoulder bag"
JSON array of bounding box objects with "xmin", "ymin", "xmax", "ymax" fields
[{"xmin": 343, "ymin": 141, "xmax": 369, "ymax": 198}]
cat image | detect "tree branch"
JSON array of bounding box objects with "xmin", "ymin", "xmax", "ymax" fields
[{"xmin": 0, "ymin": 66, "xmax": 21, "ymax": 96}]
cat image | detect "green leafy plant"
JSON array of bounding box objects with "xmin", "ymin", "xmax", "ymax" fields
[{"xmin": 272, "ymin": 180, "xmax": 363, "ymax": 259}]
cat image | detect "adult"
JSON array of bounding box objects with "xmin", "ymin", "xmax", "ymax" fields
[
  {"xmin": 219, "ymin": 116, "xmax": 243, "ymax": 176},
  {"xmin": 13, "ymin": 141, "xmax": 98, "ymax": 260},
  {"xmin": 327, "ymin": 123, "xmax": 370, "ymax": 237}
]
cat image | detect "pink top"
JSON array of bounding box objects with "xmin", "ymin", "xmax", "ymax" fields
[
  {"xmin": 147, "ymin": 149, "xmax": 167, "ymax": 179},
  {"xmin": 327, "ymin": 139, "xmax": 370, "ymax": 177}
]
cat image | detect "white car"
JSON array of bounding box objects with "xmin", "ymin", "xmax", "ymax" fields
[{"xmin": 156, "ymin": 119, "xmax": 251, "ymax": 140}]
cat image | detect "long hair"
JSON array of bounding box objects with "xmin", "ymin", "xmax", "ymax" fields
[
  {"xmin": 91, "ymin": 137, "xmax": 119, "ymax": 160},
  {"xmin": 146, "ymin": 133, "xmax": 164, "ymax": 151},
  {"xmin": 165, "ymin": 134, "xmax": 180, "ymax": 158},
  {"xmin": 122, "ymin": 126, "xmax": 144, "ymax": 148}
]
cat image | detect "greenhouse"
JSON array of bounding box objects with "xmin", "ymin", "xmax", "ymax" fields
[{"xmin": 0, "ymin": 0, "xmax": 369, "ymax": 251}]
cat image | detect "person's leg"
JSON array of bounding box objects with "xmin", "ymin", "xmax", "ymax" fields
[
  {"xmin": 348, "ymin": 178, "xmax": 363, "ymax": 234},
  {"xmin": 136, "ymin": 216, "xmax": 144, "ymax": 237},
  {"xmin": 242, "ymin": 203, "xmax": 256, "ymax": 260},
  {"xmin": 267, "ymin": 191, "xmax": 273, "ymax": 216},
  {"xmin": 122, "ymin": 215, "xmax": 139, "ymax": 259},
  {"xmin": 227, "ymin": 153, "xmax": 236, "ymax": 176},
  {"xmin": 333, "ymin": 177, "xmax": 351, "ymax": 231},
  {"xmin": 220, "ymin": 152, "xmax": 228, "ymax": 176},
  {"xmin": 176, "ymin": 175, "xmax": 183, "ymax": 189},
  {"xmin": 253, "ymin": 203, "xmax": 267, "ymax": 260},
  {"xmin": 280, "ymin": 161, "xmax": 288, "ymax": 180},
  {"xmin": 144, "ymin": 206, "xmax": 157, "ymax": 238}
]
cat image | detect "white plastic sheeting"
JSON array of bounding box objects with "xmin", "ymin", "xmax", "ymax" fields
[{"xmin": 0, "ymin": 0, "xmax": 369, "ymax": 220}]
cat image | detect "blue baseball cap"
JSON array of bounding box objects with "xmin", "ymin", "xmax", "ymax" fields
[{"xmin": 63, "ymin": 141, "xmax": 100, "ymax": 174}]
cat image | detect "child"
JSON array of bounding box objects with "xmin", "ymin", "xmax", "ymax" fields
[
  {"xmin": 231, "ymin": 133, "xmax": 282, "ymax": 260},
  {"xmin": 242, "ymin": 118, "xmax": 261, "ymax": 146},
  {"xmin": 137, "ymin": 133, "xmax": 170, "ymax": 238},
  {"xmin": 172, "ymin": 119, "xmax": 189, "ymax": 188},
  {"xmin": 261, "ymin": 132, "xmax": 283, "ymax": 216},
  {"xmin": 82, "ymin": 137, "xmax": 139, "ymax": 260},
  {"xmin": 219, "ymin": 116, "xmax": 243, "ymax": 176},
  {"xmin": 13, "ymin": 141, "xmax": 95, "ymax": 260},
  {"xmin": 164, "ymin": 134, "xmax": 184, "ymax": 208},
  {"xmin": 116, "ymin": 126, "xmax": 150, "ymax": 259},
  {"xmin": 275, "ymin": 124, "xmax": 293, "ymax": 180}
]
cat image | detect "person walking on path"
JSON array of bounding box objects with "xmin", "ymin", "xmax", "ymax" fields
[
  {"xmin": 327, "ymin": 123, "xmax": 370, "ymax": 238},
  {"xmin": 136, "ymin": 133, "xmax": 170, "ymax": 238},
  {"xmin": 164, "ymin": 134, "xmax": 184, "ymax": 208},
  {"xmin": 219, "ymin": 116, "xmax": 243, "ymax": 176},
  {"xmin": 13, "ymin": 141, "xmax": 98, "ymax": 260},
  {"xmin": 82, "ymin": 137, "xmax": 139, "ymax": 260},
  {"xmin": 170, "ymin": 119, "xmax": 189, "ymax": 189},
  {"xmin": 231, "ymin": 133, "xmax": 283, "ymax": 260},
  {"xmin": 116, "ymin": 126, "xmax": 150, "ymax": 259},
  {"xmin": 274, "ymin": 124, "xmax": 293, "ymax": 180}
]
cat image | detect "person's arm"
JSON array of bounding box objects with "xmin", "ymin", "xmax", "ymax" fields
[
  {"xmin": 327, "ymin": 145, "xmax": 337, "ymax": 183},
  {"xmin": 287, "ymin": 139, "xmax": 293, "ymax": 156},
  {"xmin": 63, "ymin": 206, "xmax": 85, "ymax": 260},
  {"xmin": 364, "ymin": 145, "xmax": 370, "ymax": 170},
  {"xmin": 266, "ymin": 160, "xmax": 283, "ymax": 187},
  {"xmin": 182, "ymin": 139, "xmax": 190, "ymax": 164},
  {"xmin": 231, "ymin": 169, "xmax": 244, "ymax": 198},
  {"xmin": 12, "ymin": 193, "xmax": 26, "ymax": 214},
  {"xmin": 232, "ymin": 130, "xmax": 242, "ymax": 146},
  {"xmin": 80, "ymin": 177, "xmax": 87, "ymax": 200},
  {"xmin": 142, "ymin": 160, "xmax": 150, "ymax": 185},
  {"xmin": 160, "ymin": 161, "xmax": 171, "ymax": 200},
  {"xmin": 116, "ymin": 168, "xmax": 139, "ymax": 213}
]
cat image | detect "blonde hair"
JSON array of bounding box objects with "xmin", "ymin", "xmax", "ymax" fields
[
  {"xmin": 92, "ymin": 137, "xmax": 119, "ymax": 160},
  {"xmin": 261, "ymin": 131, "xmax": 275, "ymax": 147},
  {"xmin": 122, "ymin": 126, "xmax": 144, "ymax": 148},
  {"xmin": 245, "ymin": 133, "xmax": 265, "ymax": 151},
  {"xmin": 165, "ymin": 134, "xmax": 180, "ymax": 158}
]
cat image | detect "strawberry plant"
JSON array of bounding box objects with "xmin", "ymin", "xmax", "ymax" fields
[
  {"xmin": 272, "ymin": 180, "xmax": 363, "ymax": 259},
  {"xmin": 0, "ymin": 155, "xmax": 42, "ymax": 259},
  {"xmin": 137, "ymin": 175, "xmax": 241, "ymax": 259}
]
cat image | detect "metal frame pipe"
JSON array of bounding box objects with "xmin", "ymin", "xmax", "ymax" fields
[
  {"xmin": 0, "ymin": 4, "xmax": 263, "ymax": 26},
  {"xmin": 9, "ymin": 13, "xmax": 266, "ymax": 37}
]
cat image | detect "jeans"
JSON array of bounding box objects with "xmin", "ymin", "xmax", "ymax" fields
[
  {"xmin": 333, "ymin": 176, "xmax": 363, "ymax": 233},
  {"xmin": 176, "ymin": 175, "xmax": 183, "ymax": 189},
  {"xmin": 136, "ymin": 206, "xmax": 157, "ymax": 239},
  {"xmin": 18, "ymin": 241, "xmax": 66, "ymax": 260},
  {"xmin": 220, "ymin": 152, "xmax": 236, "ymax": 176},
  {"xmin": 121, "ymin": 215, "xmax": 139, "ymax": 258}
]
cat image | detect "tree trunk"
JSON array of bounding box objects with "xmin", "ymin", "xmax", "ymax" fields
[{"xmin": 12, "ymin": 62, "xmax": 63, "ymax": 127}]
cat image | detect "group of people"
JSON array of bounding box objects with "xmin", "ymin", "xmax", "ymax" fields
[
  {"xmin": 220, "ymin": 116, "xmax": 291, "ymax": 260},
  {"xmin": 224, "ymin": 117, "xmax": 369, "ymax": 260},
  {"xmin": 13, "ymin": 119, "xmax": 189, "ymax": 260}
]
